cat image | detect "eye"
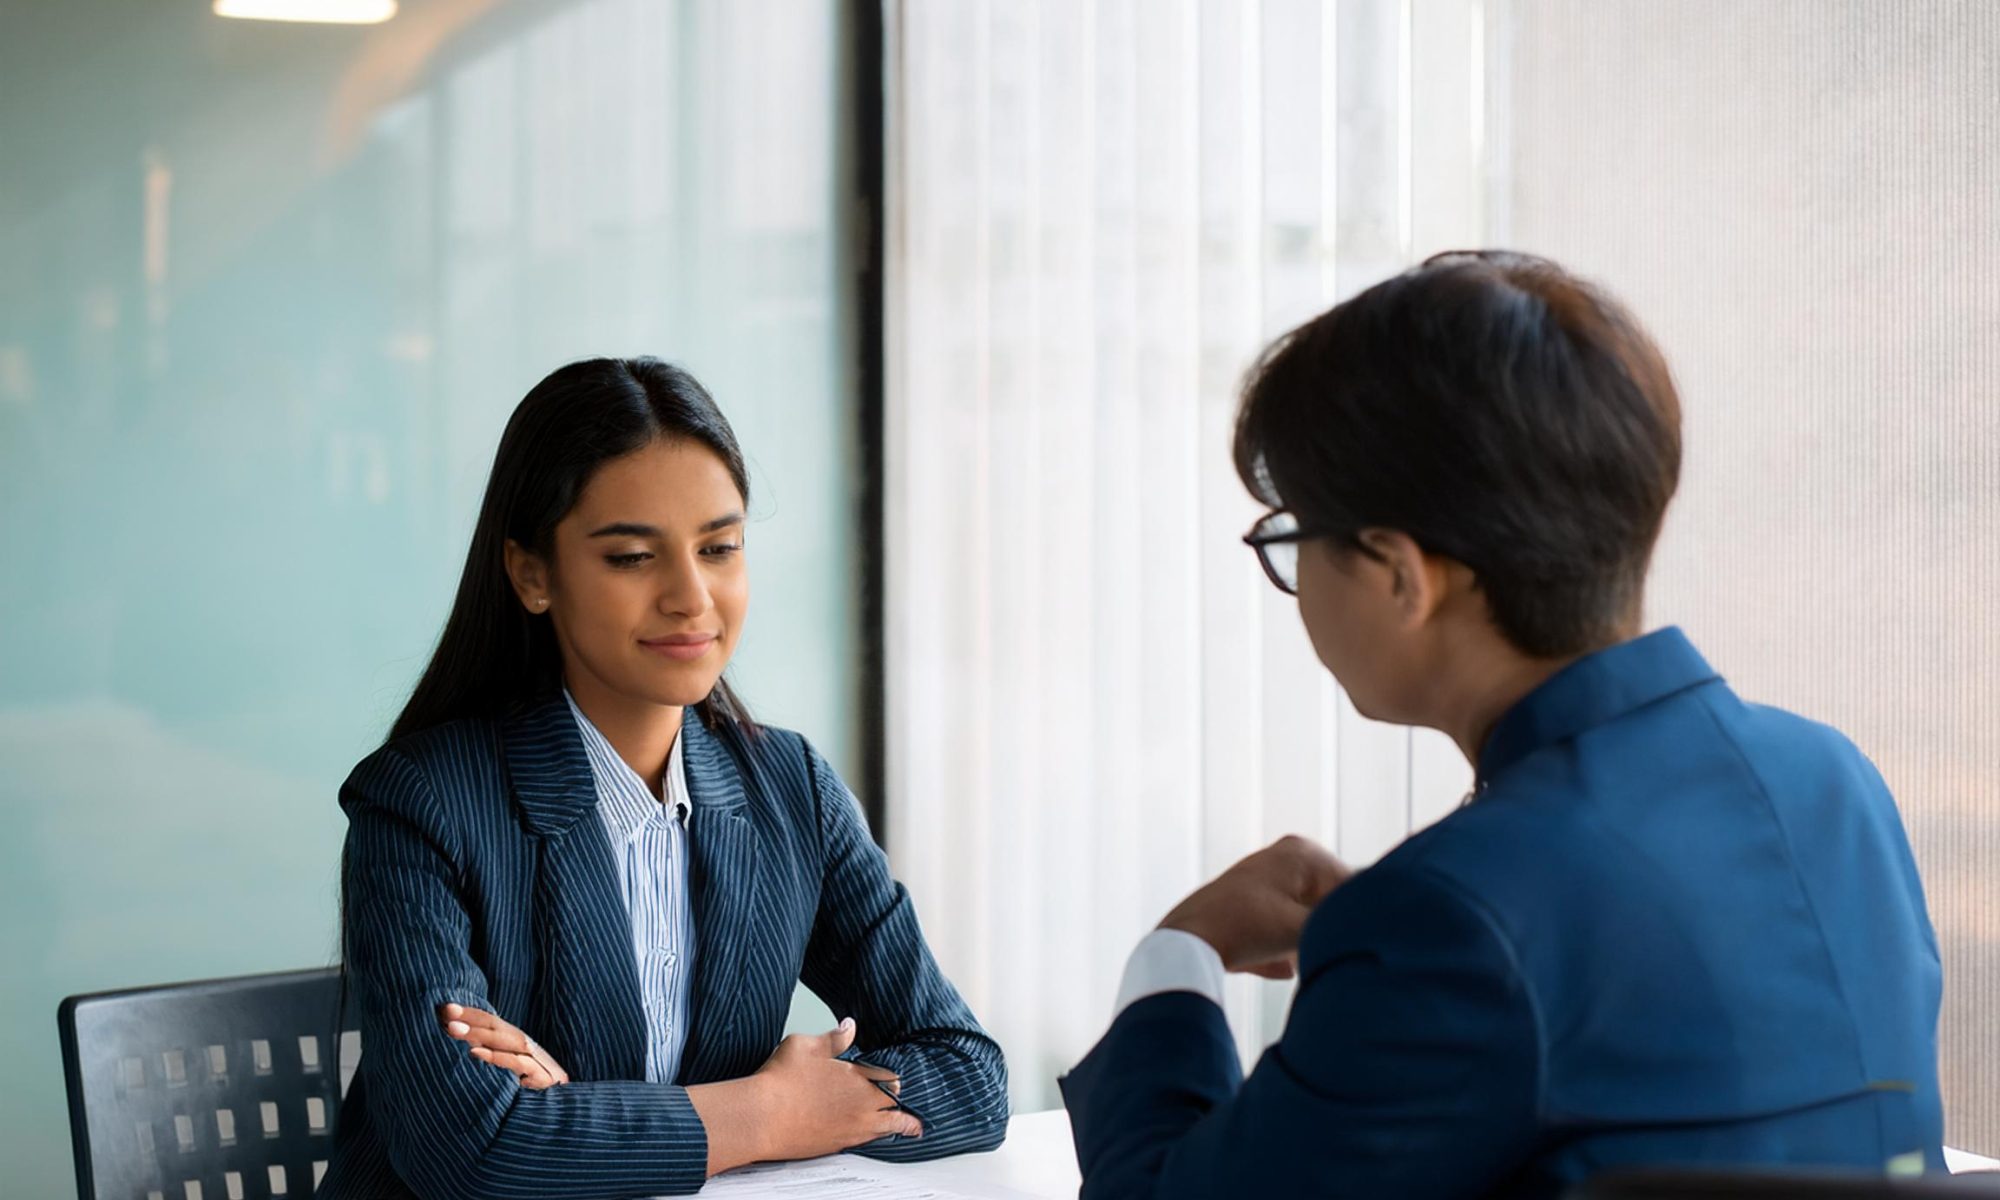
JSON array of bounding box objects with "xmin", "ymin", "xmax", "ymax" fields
[
  {"xmin": 604, "ymin": 552, "xmax": 653, "ymax": 569},
  {"xmin": 700, "ymin": 542, "xmax": 743, "ymax": 558}
]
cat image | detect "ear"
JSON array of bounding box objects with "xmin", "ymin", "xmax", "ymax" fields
[
  {"xmin": 503, "ymin": 538, "xmax": 554, "ymax": 614},
  {"xmin": 1353, "ymin": 529, "xmax": 1448, "ymax": 628}
]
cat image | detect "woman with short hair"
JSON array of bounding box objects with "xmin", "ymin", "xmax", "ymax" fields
[{"xmin": 1063, "ymin": 251, "xmax": 1945, "ymax": 1198}]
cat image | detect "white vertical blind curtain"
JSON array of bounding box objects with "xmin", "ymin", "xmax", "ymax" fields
[
  {"xmin": 884, "ymin": 0, "xmax": 1485, "ymax": 1107},
  {"xmin": 1486, "ymin": 0, "xmax": 2000, "ymax": 1153}
]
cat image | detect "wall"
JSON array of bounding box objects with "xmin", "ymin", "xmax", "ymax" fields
[{"xmin": 0, "ymin": 1, "xmax": 855, "ymax": 1193}]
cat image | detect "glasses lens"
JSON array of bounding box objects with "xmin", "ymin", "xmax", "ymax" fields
[
  {"xmin": 1263, "ymin": 538, "xmax": 1299, "ymax": 594},
  {"xmin": 1248, "ymin": 510, "xmax": 1303, "ymax": 594}
]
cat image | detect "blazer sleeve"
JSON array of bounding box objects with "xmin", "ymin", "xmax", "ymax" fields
[
  {"xmin": 339, "ymin": 745, "xmax": 710, "ymax": 1200},
  {"xmin": 794, "ymin": 742, "xmax": 1011, "ymax": 1160},
  {"xmin": 1058, "ymin": 861, "xmax": 1543, "ymax": 1200}
]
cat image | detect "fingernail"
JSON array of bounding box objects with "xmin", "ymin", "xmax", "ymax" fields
[
  {"xmin": 447, "ymin": 1021, "xmax": 469, "ymax": 1035},
  {"xmin": 444, "ymin": 1004, "xmax": 462, "ymax": 1017},
  {"xmin": 839, "ymin": 1017, "xmax": 855, "ymax": 1032}
]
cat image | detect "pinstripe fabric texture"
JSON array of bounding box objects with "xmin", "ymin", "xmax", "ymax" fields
[
  {"xmin": 564, "ymin": 689, "xmax": 696, "ymax": 1086},
  {"xmin": 320, "ymin": 694, "xmax": 1008, "ymax": 1199}
]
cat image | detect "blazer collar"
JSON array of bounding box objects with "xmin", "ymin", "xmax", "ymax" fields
[
  {"xmin": 677, "ymin": 709, "xmax": 750, "ymax": 815},
  {"xmin": 1477, "ymin": 626, "xmax": 1721, "ymax": 786},
  {"xmin": 675, "ymin": 713, "xmax": 761, "ymax": 1083},
  {"xmin": 500, "ymin": 691, "xmax": 598, "ymax": 836},
  {"xmin": 503, "ymin": 695, "xmax": 751, "ymax": 835},
  {"xmin": 499, "ymin": 693, "xmax": 763, "ymax": 1084},
  {"xmin": 499, "ymin": 691, "xmax": 647, "ymax": 1080}
]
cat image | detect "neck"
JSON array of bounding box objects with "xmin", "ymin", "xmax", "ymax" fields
[
  {"xmin": 1432, "ymin": 620, "xmax": 1641, "ymax": 765},
  {"xmin": 564, "ymin": 674, "xmax": 683, "ymax": 793},
  {"xmin": 1439, "ymin": 650, "xmax": 1581, "ymax": 766}
]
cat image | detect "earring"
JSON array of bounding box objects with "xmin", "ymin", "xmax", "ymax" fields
[{"xmin": 533, "ymin": 597, "xmax": 549, "ymax": 611}]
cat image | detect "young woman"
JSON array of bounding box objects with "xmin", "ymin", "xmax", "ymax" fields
[{"xmin": 320, "ymin": 358, "xmax": 1008, "ymax": 1200}]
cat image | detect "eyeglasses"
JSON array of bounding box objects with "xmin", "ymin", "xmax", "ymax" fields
[{"xmin": 1242, "ymin": 510, "xmax": 1319, "ymax": 596}]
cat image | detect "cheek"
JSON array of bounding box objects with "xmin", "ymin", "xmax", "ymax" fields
[
  {"xmin": 712, "ymin": 569, "xmax": 750, "ymax": 644},
  {"xmin": 572, "ymin": 571, "xmax": 652, "ymax": 626},
  {"xmin": 1294, "ymin": 552, "xmax": 1350, "ymax": 666},
  {"xmin": 1298, "ymin": 586, "xmax": 1357, "ymax": 677},
  {"xmin": 552, "ymin": 575, "xmax": 639, "ymax": 656},
  {"xmin": 1296, "ymin": 557, "xmax": 1387, "ymax": 692}
]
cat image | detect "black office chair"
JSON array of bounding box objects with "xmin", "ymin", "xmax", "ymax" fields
[
  {"xmin": 58, "ymin": 968, "xmax": 361, "ymax": 1200},
  {"xmin": 1570, "ymin": 1167, "xmax": 2000, "ymax": 1198}
]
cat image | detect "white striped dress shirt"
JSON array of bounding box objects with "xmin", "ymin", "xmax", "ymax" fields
[{"xmin": 562, "ymin": 690, "xmax": 696, "ymax": 1085}]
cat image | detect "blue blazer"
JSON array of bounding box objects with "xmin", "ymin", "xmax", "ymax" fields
[
  {"xmin": 1061, "ymin": 628, "xmax": 1943, "ymax": 1199},
  {"xmin": 321, "ymin": 695, "xmax": 1008, "ymax": 1200}
]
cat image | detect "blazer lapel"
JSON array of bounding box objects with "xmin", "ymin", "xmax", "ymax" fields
[
  {"xmin": 501, "ymin": 693, "xmax": 649, "ymax": 1082},
  {"xmin": 676, "ymin": 712, "xmax": 765, "ymax": 1084}
]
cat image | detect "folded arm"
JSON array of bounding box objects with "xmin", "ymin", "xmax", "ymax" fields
[
  {"xmin": 797, "ymin": 744, "xmax": 1011, "ymax": 1161},
  {"xmin": 340, "ymin": 746, "xmax": 711, "ymax": 1200}
]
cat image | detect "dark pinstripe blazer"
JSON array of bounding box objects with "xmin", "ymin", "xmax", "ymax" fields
[{"xmin": 319, "ymin": 694, "xmax": 1008, "ymax": 1199}]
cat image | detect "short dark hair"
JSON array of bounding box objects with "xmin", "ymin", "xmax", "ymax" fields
[{"xmin": 1234, "ymin": 250, "xmax": 1682, "ymax": 658}]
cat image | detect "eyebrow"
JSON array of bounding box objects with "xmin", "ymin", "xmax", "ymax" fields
[{"xmin": 586, "ymin": 513, "xmax": 745, "ymax": 539}]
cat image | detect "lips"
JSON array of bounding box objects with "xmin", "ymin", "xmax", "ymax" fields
[{"xmin": 639, "ymin": 633, "xmax": 718, "ymax": 662}]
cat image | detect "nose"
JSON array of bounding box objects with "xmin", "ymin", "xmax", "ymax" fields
[{"xmin": 655, "ymin": 548, "xmax": 714, "ymax": 619}]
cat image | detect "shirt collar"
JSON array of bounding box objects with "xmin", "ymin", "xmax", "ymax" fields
[
  {"xmin": 562, "ymin": 689, "xmax": 693, "ymax": 846},
  {"xmin": 1476, "ymin": 626, "xmax": 1721, "ymax": 786}
]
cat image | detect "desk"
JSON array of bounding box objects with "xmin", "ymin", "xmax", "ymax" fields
[
  {"xmin": 702, "ymin": 1110, "xmax": 1080, "ymax": 1198},
  {"xmin": 869, "ymin": 1109, "xmax": 1079, "ymax": 1197},
  {"xmin": 712, "ymin": 1110, "xmax": 1995, "ymax": 1196}
]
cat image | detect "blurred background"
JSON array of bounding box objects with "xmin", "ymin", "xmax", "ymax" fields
[{"xmin": 1, "ymin": 1, "xmax": 1994, "ymax": 1195}]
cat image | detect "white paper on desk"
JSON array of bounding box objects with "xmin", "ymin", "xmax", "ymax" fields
[{"xmin": 689, "ymin": 1153, "xmax": 1041, "ymax": 1199}]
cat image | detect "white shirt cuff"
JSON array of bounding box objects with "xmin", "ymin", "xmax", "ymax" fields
[{"xmin": 1114, "ymin": 928, "xmax": 1227, "ymax": 1016}]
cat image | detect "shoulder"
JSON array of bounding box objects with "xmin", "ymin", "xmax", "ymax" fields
[
  {"xmin": 1717, "ymin": 693, "xmax": 1881, "ymax": 779},
  {"xmin": 697, "ymin": 718, "xmax": 812, "ymax": 793},
  {"xmin": 1338, "ymin": 781, "xmax": 1653, "ymax": 979},
  {"xmin": 1683, "ymin": 689, "xmax": 1904, "ymax": 837},
  {"xmin": 703, "ymin": 720, "xmax": 873, "ymax": 846},
  {"xmin": 697, "ymin": 717, "xmax": 827, "ymax": 812},
  {"xmin": 340, "ymin": 716, "xmax": 509, "ymax": 831},
  {"xmin": 1303, "ymin": 845, "xmax": 1521, "ymax": 970},
  {"xmin": 719, "ymin": 718, "xmax": 813, "ymax": 772},
  {"xmin": 1376, "ymin": 781, "xmax": 1594, "ymax": 902}
]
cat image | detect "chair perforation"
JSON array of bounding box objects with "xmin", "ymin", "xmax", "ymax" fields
[{"xmin": 60, "ymin": 969, "xmax": 358, "ymax": 1200}]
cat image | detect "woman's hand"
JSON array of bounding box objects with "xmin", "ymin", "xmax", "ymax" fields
[
  {"xmin": 1159, "ymin": 834, "xmax": 1352, "ymax": 978},
  {"xmin": 753, "ymin": 1018, "xmax": 922, "ymax": 1155},
  {"xmin": 438, "ymin": 1002, "xmax": 571, "ymax": 1089},
  {"xmin": 688, "ymin": 1017, "xmax": 921, "ymax": 1177}
]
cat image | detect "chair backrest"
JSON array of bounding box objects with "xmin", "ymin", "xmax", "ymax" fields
[
  {"xmin": 58, "ymin": 968, "xmax": 361, "ymax": 1200},
  {"xmin": 1570, "ymin": 1168, "xmax": 2000, "ymax": 1198}
]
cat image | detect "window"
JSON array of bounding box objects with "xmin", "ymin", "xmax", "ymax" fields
[{"xmin": 887, "ymin": 0, "xmax": 1999, "ymax": 1151}]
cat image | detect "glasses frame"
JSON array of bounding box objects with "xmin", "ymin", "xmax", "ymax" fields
[{"xmin": 1242, "ymin": 510, "xmax": 1322, "ymax": 596}]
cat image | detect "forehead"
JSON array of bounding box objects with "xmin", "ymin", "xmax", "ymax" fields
[{"xmin": 566, "ymin": 439, "xmax": 742, "ymax": 527}]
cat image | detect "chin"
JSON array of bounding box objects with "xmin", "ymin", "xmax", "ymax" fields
[
  {"xmin": 1340, "ymin": 681, "xmax": 1399, "ymax": 725},
  {"xmin": 661, "ymin": 681, "xmax": 725, "ymax": 709},
  {"xmin": 615, "ymin": 671, "xmax": 724, "ymax": 710}
]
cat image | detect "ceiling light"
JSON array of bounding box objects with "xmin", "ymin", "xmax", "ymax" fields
[{"xmin": 213, "ymin": 0, "xmax": 398, "ymax": 24}]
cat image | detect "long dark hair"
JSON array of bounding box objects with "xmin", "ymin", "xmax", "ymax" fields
[{"xmin": 390, "ymin": 356, "xmax": 756, "ymax": 743}]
